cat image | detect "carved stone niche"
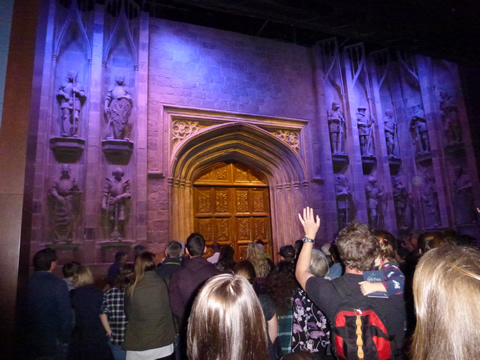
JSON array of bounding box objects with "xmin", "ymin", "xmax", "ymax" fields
[
  {"xmin": 362, "ymin": 155, "xmax": 376, "ymax": 174},
  {"xmin": 389, "ymin": 158, "xmax": 402, "ymax": 175},
  {"xmin": 102, "ymin": 139, "xmax": 134, "ymax": 165},
  {"xmin": 99, "ymin": 240, "xmax": 135, "ymax": 263},
  {"xmin": 45, "ymin": 243, "xmax": 81, "ymax": 265},
  {"xmin": 332, "ymin": 154, "xmax": 349, "ymax": 173},
  {"xmin": 50, "ymin": 137, "xmax": 85, "ymax": 163}
]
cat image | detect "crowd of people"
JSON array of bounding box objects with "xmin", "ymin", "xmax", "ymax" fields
[{"xmin": 25, "ymin": 208, "xmax": 480, "ymax": 360}]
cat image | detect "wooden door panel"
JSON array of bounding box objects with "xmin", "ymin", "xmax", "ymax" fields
[{"xmin": 193, "ymin": 163, "xmax": 271, "ymax": 261}]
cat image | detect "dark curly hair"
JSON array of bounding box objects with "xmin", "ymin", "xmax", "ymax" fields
[
  {"xmin": 336, "ymin": 222, "xmax": 379, "ymax": 271},
  {"xmin": 266, "ymin": 261, "xmax": 298, "ymax": 315}
]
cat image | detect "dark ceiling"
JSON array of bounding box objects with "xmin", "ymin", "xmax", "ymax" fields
[{"xmin": 144, "ymin": 0, "xmax": 480, "ymax": 66}]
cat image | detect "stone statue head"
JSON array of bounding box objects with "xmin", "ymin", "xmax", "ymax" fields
[
  {"xmin": 112, "ymin": 167, "xmax": 124, "ymax": 178},
  {"xmin": 332, "ymin": 102, "xmax": 340, "ymax": 110},
  {"xmin": 358, "ymin": 105, "xmax": 367, "ymax": 112},
  {"xmin": 67, "ymin": 71, "xmax": 78, "ymax": 81},
  {"xmin": 385, "ymin": 109, "xmax": 393, "ymax": 117},
  {"xmin": 336, "ymin": 174, "xmax": 346, "ymax": 185},
  {"xmin": 368, "ymin": 175, "xmax": 377, "ymax": 184},
  {"xmin": 115, "ymin": 75, "xmax": 125, "ymax": 85},
  {"xmin": 60, "ymin": 164, "xmax": 71, "ymax": 175}
]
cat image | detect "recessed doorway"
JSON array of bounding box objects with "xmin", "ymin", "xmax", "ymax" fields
[{"xmin": 193, "ymin": 162, "xmax": 272, "ymax": 260}]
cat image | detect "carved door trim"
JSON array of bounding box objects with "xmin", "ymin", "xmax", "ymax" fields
[{"xmin": 193, "ymin": 162, "xmax": 271, "ymax": 261}]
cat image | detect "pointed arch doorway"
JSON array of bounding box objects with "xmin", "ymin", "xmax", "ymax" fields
[
  {"xmin": 169, "ymin": 121, "xmax": 309, "ymax": 261},
  {"xmin": 193, "ymin": 162, "xmax": 271, "ymax": 260}
]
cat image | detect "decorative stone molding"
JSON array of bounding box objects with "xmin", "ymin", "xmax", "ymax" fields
[
  {"xmin": 273, "ymin": 130, "xmax": 300, "ymax": 153},
  {"xmin": 172, "ymin": 120, "xmax": 199, "ymax": 146}
]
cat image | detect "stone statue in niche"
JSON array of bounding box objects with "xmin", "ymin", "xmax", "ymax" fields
[
  {"xmin": 393, "ymin": 179, "xmax": 412, "ymax": 231},
  {"xmin": 439, "ymin": 90, "xmax": 462, "ymax": 145},
  {"xmin": 383, "ymin": 109, "xmax": 398, "ymax": 157},
  {"xmin": 365, "ymin": 176, "xmax": 383, "ymax": 229},
  {"xmin": 48, "ymin": 164, "xmax": 81, "ymax": 242},
  {"xmin": 102, "ymin": 167, "xmax": 131, "ymax": 240},
  {"xmin": 327, "ymin": 102, "xmax": 345, "ymax": 154},
  {"xmin": 452, "ymin": 166, "xmax": 476, "ymax": 225},
  {"xmin": 56, "ymin": 70, "xmax": 86, "ymax": 137},
  {"xmin": 104, "ymin": 75, "xmax": 133, "ymax": 140},
  {"xmin": 356, "ymin": 106, "xmax": 374, "ymax": 156},
  {"xmin": 422, "ymin": 174, "xmax": 440, "ymax": 228},
  {"xmin": 409, "ymin": 105, "xmax": 430, "ymax": 154},
  {"xmin": 335, "ymin": 174, "xmax": 354, "ymax": 229}
]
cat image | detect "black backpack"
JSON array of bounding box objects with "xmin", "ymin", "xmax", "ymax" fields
[{"xmin": 330, "ymin": 277, "xmax": 394, "ymax": 360}]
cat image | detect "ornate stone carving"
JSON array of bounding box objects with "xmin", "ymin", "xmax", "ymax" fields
[
  {"xmin": 439, "ymin": 90, "xmax": 462, "ymax": 145},
  {"xmin": 410, "ymin": 105, "xmax": 430, "ymax": 154},
  {"xmin": 335, "ymin": 174, "xmax": 354, "ymax": 229},
  {"xmin": 393, "ymin": 178, "xmax": 413, "ymax": 231},
  {"xmin": 56, "ymin": 70, "xmax": 86, "ymax": 137},
  {"xmin": 215, "ymin": 190, "xmax": 228, "ymax": 213},
  {"xmin": 274, "ymin": 130, "xmax": 300, "ymax": 153},
  {"xmin": 102, "ymin": 167, "xmax": 131, "ymax": 241},
  {"xmin": 327, "ymin": 101, "xmax": 346, "ymax": 154},
  {"xmin": 236, "ymin": 190, "xmax": 249, "ymax": 212},
  {"xmin": 422, "ymin": 174, "xmax": 440, "ymax": 228},
  {"xmin": 357, "ymin": 106, "xmax": 375, "ymax": 156},
  {"xmin": 197, "ymin": 190, "xmax": 211, "ymax": 213},
  {"xmin": 453, "ymin": 166, "xmax": 476, "ymax": 225},
  {"xmin": 172, "ymin": 120, "xmax": 199, "ymax": 146},
  {"xmin": 104, "ymin": 75, "xmax": 133, "ymax": 140},
  {"xmin": 364, "ymin": 176, "xmax": 383, "ymax": 229},
  {"xmin": 383, "ymin": 109, "xmax": 398, "ymax": 158},
  {"xmin": 48, "ymin": 165, "xmax": 81, "ymax": 242}
]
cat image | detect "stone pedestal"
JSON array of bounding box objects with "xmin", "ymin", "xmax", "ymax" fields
[
  {"xmin": 102, "ymin": 140, "xmax": 134, "ymax": 165},
  {"xmin": 99, "ymin": 240, "xmax": 135, "ymax": 263},
  {"xmin": 46, "ymin": 243, "xmax": 81, "ymax": 265},
  {"xmin": 50, "ymin": 137, "xmax": 85, "ymax": 163}
]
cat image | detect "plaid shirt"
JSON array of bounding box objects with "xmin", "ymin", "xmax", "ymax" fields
[{"xmin": 101, "ymin": 288, "xmax": 127, "ymax": 345}]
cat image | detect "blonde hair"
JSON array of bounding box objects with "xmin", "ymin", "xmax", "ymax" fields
[
  {"xmin": 187, "ymin": 274, "xmax": 269, "ymax": 360},
  {"xmin": 412, "ymin": 245, "xmax": 480, "ymax": 360},
  {"xmin": 246, "ymin": 242, "xmax": 270, "ymax": 278},
  {"xmin": 72, "ymin": 265, "xmax": 94, "ymax": 287},
  {"xmin": 127, "ymin": 251, "xmax": 156, "ymax": 296}
]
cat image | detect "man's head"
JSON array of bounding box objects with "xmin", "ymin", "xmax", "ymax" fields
[
  {"xmin": 166, "ymin": 241, "xmax": 183, "ymax": 258},
  {"xmin": 33, "ymin": 248, "xmax": 58, "ymax": 272},
  {"xmin": 279, "ymin": 245, "xmax": 295, "ymax": 262},
  {"xmin": 133, "ymin": 245, "xmax": 146, "ymax": 259},
  {"xmin": 212, "ymin": 242, "xmax": 221, "ymax": 254},
  {"xmin": 186, "ymin": 233, "xmax": 206, "ymax": 257},
  {"xmin": 115, "ymin": 250, "xmax": 128, "ymax": 264},
  {"xmin": 335, "ymin": 223, "xmax": 379, "ymax": 272},
  {"xmin": 62, "ymin": 261, "xmax": 80, "ymax": 279}
]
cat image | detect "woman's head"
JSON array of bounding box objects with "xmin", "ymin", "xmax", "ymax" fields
[
  {"xmin": 73, "ymin": 265, "xmax": 94, "ymax": 287},
  {"xmin": 129, "ymin": 251, "xmax": 156, "ymax": 295},
  {"xmin": 246, "ymin": 242, "xmax": 270, "ymax": 278},
  {"xmin": 187, "ymin": 274, "xmax": 269, "ymax": 360},
  {"xmin": 113, "ymin": 263, "xmax": 135, "ymax": 291},
  {"xmin": 417, "ymin": 231, "xmax": 450, "ymax": 254},
  {"xmin": 412, "ymin": 245, "xmax": 480, "ymax": 360}
]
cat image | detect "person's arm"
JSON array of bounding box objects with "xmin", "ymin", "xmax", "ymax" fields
[
  {"xmin": 359, "ymin": 281, "xmax": 387, "ymax": 296},
  {"xmin": 382, "ymin": 263, "xmax": 405, "ymax": 295},
  {"xmin": 100, "ymin": 314, "xmax": 112, "ymax": 337},
  {"xmin": 295, "ymin": 207, "xmax": 321, "ymax": 290},
  {"xmin": 267, "ymin": 313, "xmax": 278, "ymax": 343}
]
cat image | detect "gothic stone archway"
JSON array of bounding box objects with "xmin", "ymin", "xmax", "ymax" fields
[{"xmin": 169, "ymin": 119, "xmax": 309, "ymax": 257}]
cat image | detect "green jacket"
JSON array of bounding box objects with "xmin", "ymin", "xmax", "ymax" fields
[{"xmin": 123, "ymin": 271, "xmax": 176, "ymax": 351}]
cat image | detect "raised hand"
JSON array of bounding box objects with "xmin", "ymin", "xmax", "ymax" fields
[{"xmin": 298, "ymin": 206, "xmax": 320, "ymax": 240}]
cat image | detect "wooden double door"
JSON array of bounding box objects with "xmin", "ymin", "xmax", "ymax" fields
[{"xmin": 193, "ymin": 162, "xmax": 272, "ymax": 261}]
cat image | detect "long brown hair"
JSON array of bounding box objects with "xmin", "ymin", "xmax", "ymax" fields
[
  {"xmin": 246, "ymin": 242, "xmax": 270, "ymax": 278},
  {"xmin": 127, "ymin": 251, "xmax": 156, "ymax": 296},
  {"xmin": 187, "ymin": 274, "xmax": 269, "ymax": 360},
  {"xmin": 412, "ymin": 245, "xmax": 480, "ymax": 360}
]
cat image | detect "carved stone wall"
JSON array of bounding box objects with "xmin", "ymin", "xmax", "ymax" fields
[{"xmin": 25, "ymin": 2, "xmax": 480, "ymax": 268}]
